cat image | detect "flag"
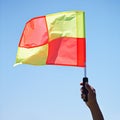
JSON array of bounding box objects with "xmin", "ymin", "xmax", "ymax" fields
[{"xmin": 15, "ymin": 11, "xmax": 86, "ymax": 67}]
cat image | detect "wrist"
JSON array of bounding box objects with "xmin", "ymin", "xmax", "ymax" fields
[{"xmin": 87, "ymin": 100, "xmax": 98, "ymax": 109}]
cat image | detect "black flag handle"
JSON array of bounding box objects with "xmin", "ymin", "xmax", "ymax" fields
[{"xmin": 83, "ymin": 77, "xmax": 88, "ymax": 102}]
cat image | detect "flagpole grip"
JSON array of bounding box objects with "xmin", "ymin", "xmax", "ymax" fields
[{"xmin": 83, "ymin": 77, "xmax": 88, "ymax": 102}]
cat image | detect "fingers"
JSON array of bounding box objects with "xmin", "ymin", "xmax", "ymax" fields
[
  {"xmin": 81, "ymin": 93, "xmax": 86, "ymax": 100},
  {"xmin": 80, "ymin": 82, "xmax": 95, "ymax": 93},
  {"xmin": 80, "ymin": 85, "xmax": 88, "ymax": 102},
  {"xmin": 80, "ymin": 82, "xmax": 96, "ymax": 101}
]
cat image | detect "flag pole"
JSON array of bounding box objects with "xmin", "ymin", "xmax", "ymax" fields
[
  {"xmin": 84, "ymin": 65, "xmax": 87, "ymax": 77},
  {"xmin": 82, "ymin": 11, "xmax": 88, "ymax": 102},
  {"xmin": 82, "ymin": 62, "xmax": 88, "ymax": 102}
]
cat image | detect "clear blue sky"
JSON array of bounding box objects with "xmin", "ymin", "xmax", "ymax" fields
[{"xmin": 1, "ymin": 0, "xmax": 120, "ymax": 120}]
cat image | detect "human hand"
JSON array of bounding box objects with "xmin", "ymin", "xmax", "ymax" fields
[
  {"xmin": 80, "ymin": 82, "xmax": 97, "ymax": 108},
  {"xmin": 80, "ymin": 82, "xmax": 104, "ymax": 120}
]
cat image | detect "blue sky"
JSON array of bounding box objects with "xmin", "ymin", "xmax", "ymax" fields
[{"xmin": 1, "ymin": 0, "xmax": 120, "ymax": 120}]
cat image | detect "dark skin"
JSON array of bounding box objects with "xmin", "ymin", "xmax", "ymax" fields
[{"xmin": 80, "ymin": 82, "xmax": 104, "ymax": 120}]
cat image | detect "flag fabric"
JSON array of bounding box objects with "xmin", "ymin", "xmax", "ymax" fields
[{"xmin": 15, "ymin": 11, "xmax": 86, "ymax": 67}]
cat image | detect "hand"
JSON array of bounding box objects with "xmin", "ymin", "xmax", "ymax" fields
[
  {"xmin": 80, "ymin": 82, "xmax": 104, "ymax": 120},
  {"xmin": 80, "ymin": 82, "xmax": 97, "ymax": 108}
]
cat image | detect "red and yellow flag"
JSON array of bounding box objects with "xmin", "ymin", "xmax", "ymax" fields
[{"xmin": 15, "ymin": 11, "xmax": 86, "ymax": 67}]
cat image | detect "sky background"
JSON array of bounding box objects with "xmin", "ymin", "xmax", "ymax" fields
[{"xmin": 0, "ymin": 0, "xmax": 120, "ymax": 120}]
